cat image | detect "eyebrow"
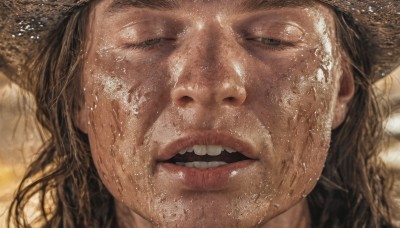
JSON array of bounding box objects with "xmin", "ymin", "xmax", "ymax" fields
[
  {"xmin": 106, "ymin": 0, "xmax": 312, "ymax": 14},
  {"xmin": 241, "ymin": 0, "xmax": 312, "ymax": 11},
  {"xmin": 106, "ymin": 0, "xmax": 178, "ymax": 13}
]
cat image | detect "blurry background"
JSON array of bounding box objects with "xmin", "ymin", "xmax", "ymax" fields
[
  {"xmin": 0, "ymin": 68, "xmax": 399, "ymax": 226},
  {"xmin": 0, "ymin": 72, "xmax": 43, "ymax": 226}
]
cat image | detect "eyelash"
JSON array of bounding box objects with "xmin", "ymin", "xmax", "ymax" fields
[
  {"xmin": 249, "ymin": 38, "xmax": 294, "ymax": 50},
  {"xmin": 125, "ymin": 37, "xmax": 293, "ymax": 51},
  {"xmin": 125, "ymin": 38, "xmax": 168, "ymax": 50}
]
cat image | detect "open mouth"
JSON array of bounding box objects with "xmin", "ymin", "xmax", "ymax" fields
[{"xmin": 166, "ymin": 145, "xmax": 250, "ymax": 169}]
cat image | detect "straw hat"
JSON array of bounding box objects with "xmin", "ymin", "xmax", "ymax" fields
[{"xmin": 0, "ymin": 0, "xmax": 399, "ymax": 86}]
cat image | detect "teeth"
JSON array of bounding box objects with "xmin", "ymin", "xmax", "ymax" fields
[
  {"xmin": 177, "ymin": 145, "xmax": 238, "ymax": 156},
  {"xmin": 207, "ymin": 145, "xmax": 223, "ymax": 156},
  {"xmin": 175, "ymin": 161, "xmax": 228, "ymax": 169},
  {"xmin": 208, "ymin": 161, "xmax": 228, "ymax": 168},
  {"xmin": 223, "ymin": 146, "xmax": 236, "ymax": 153},
  {"xmin": 193, "ymin": 145, "xmax": 208, "ymax": 156}
]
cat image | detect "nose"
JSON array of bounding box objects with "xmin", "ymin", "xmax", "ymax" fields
[
  {"xmin": 170, "ymin": 26, "xmax": 247, "ymax": 108},
  {"xmin": 171, "ymin": 82, "xmax": 247, "ymax": 107}
]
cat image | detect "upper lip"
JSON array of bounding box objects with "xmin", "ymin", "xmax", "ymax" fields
[{"xmin": 157, "ymin": 130, "xmax": 258, "ymax": 161}]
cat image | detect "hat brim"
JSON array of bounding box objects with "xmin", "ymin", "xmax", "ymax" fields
[{"xmin": 1, "ymin": 0, "xmax": 399, "ymax": 85}]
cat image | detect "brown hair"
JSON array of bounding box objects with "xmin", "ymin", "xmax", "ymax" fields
[
  {"xmin": 7, "ymin": 4, "xmax": 395, "ymax": 228},
  {"xmin": 8, "ymin": 4, "xmax": 116, "ymax": 227},
  {"xmin": 307, "ymin": 9, "xmax": 395, "ymax": 227}
]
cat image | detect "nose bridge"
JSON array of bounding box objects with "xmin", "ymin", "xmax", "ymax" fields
[
  {"xmin": 188, "ymin": 21, "xmax": 224, "ymax": 78},
  {"xmin": 170, "ymin": 20, "xmax": 247, "ymax": 107}
]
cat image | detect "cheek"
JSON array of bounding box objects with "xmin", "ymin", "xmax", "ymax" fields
[
  {"xmin": 81, "ymin": 66, "xmax": 167, "ymax": 199},
  {"xmin": 84, "ymin": 86, "xmax": 136, "ymax": 198},
  {"xmin": 83, "ymin": 52, "xmax": 169, "ymax": 146},
  {"xmin": 250, "ymin": 56, "xmax": 337, "ymax": 197}
]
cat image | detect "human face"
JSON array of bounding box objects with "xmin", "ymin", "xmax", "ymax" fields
[{"xmin": 78, "ymin": 0, "xmax": 353, "ymax": 227}]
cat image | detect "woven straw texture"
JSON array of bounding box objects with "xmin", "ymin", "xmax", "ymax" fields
[{"xmin": 0, "ymin": 0, "xmax": 399, "ymax": 85}]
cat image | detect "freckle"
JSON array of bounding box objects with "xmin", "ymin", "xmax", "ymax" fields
[
  {"xmin": 280, "ymin": 160, "xmax": 287, "ymax": 173},
  {"xmin": 289, "ymin": 171, "xmax": 298, "ymax": 187},
  {"xmin": 278, "ymin": 179, "xmax": 284, "ymax": 188}
]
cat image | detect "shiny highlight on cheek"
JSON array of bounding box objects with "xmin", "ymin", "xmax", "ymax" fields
[
  {"xmin": 93, "ymin": 73, "xmax": 147, "ymax": 115},
  {"xmin": 313, "ymin": 11, "xmax": 337, "ymax": 85}
]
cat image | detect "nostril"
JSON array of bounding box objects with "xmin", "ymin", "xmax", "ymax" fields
[
  {"xmin": 223, "ymin": 97, "xmax": 236, "ymax": 103},
  {"xmin": 218, "ymin": 85, "xmax": 247, "ymax": 106},
  {"xmin": 177, "ymin": 95, "xmax": 194, "ymax": 106},
  {"xmin": 222, "ymin": 96, "xmax": 245, "ymax": 106},
  {"xmin": 182, "ymin": 96, "xmax": 193, "ymax": 102}
]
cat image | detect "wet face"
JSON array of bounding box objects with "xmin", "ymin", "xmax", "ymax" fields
[{"xmin": 78, "ymin": 0, "xmax": 354, "ymax": 227}]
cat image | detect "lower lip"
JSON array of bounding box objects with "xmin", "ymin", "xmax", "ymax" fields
[{"xmin": 158, "ymin": 160, "xmax": 256, "ymax": 190}]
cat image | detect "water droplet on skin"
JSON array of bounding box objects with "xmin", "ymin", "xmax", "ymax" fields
[
  {"xmin": 252, "ymin": 194, "xmax": 260, "ymax": 203},
  {"xmin": 301, "ymin": 189, "xmax": 307, "ymax": 198},
  {"xmin": 230, "ymin": 170, "xmax": 238, "ymax": 177},
  {"xmin": 302, "ymin": 162, "xmax": 307, "ymax": 174},
  {"xmin": 316, "ymin": 68, "xmax": 325, "ymax": 82}
]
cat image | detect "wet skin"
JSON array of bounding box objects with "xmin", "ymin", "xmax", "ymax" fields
[{"xmin": 78, "ymin": 0, "xmax": 354, "ymax": 227}]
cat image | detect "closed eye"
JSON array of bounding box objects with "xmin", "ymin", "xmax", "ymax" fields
[
  {"xmin": 126, "ymin": 37, "xmax": 173, "ymax": 49},
  {"xmin": 249, "ymin": 37, "xmax": 294, "ymax": 50}
]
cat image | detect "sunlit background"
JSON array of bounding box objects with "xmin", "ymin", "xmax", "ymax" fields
[{"xmin": 0, "ymin": 67, "xmax": 399, "ymax": 226}]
